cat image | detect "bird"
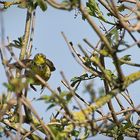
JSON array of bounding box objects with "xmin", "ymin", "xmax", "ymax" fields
[{"xmin": 8, "ymin": 53, "xmax": 55, "ymax": 91}]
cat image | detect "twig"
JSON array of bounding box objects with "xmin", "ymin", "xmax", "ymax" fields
[
  {"xmin": 47, "ymin": 0, "xmax": 72, "ymax": 10},
  {"xmin": 127, "ymin": 30, "xmax": 140, "ymax": 48},
  {"xmin": 61, "ymin": 32, "xmax": 99, "ymax": 76},
  {"xmin": 60, "ymin": 71, "xmax": 96, "ymax": 133},
  {"xmin": 79, "ymin": 2, "xmax": 113, "ymax": 54},
  {"xmin": 0, "ymin": 8, "xmax": 12, "ymax": 81},
  {"xmin": 21, "ymin": 95, "xmax": 55, "ymax": 140},
  {"xmin": 61, "ymin": 80, "xmax": 90, "ymax": 106},
  {"xmin": 119, "ymin": 0, "xmax": 137, "ymax": 3},
  {"xmin": 80, "ymin": 2, "xmax": 124, "ymax": 84},
  {"xmin": 19, "ymin": 10, "xmax": 32, "ymax": 60},
  {"xmin": 27, "ymin": 10, "xmax": 36, "ymax": 58}
]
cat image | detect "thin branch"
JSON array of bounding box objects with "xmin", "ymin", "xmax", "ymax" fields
[
  {"xmin": 47, "ymin": 0, "xmax": 72, "ymax": 10},
  {"xmin": 79, "ymin": 3, "xmax": 113, "ymax": 54},
  {"xmin": 19, "ymin": 10, "xmax": 32, "ymax": 60},
  {"xmin": 61, "ymin": 32, "xmax": 99, "ymax": 76},
  {"xmin": 21, "ymin": 96, "xmax": 55, "ymax": 140},
  {"xmin": 27, "ymin": 10, "xmax": 36, "ymax": 58}
]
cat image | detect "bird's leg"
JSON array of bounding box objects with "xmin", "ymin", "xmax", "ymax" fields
[
  {"xmin": 40, "ymin": 85, "xmax": 45, "ymax": 94},
  {"xmin": 30, "ymin": 84, "xmax": 37, "ymax": 91}
]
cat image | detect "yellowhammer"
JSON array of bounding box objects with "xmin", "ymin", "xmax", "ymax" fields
[{"xmin": 8, "ymin": 53, "xmax": 55, "ymax": 91}]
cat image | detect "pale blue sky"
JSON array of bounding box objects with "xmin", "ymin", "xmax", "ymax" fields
[{"xmin": 0, "ymin": 2, "xmax": 140, "ymax": 140}]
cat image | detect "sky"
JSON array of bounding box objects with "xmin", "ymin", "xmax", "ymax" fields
[{"xmin": 0, "ymin": 1, "xmax": 140, "ymax": 140}]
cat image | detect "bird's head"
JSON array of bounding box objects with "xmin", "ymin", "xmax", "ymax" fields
[{"xmin": 33, "ymin": 53, "xmax": 46, "ymax": 66}]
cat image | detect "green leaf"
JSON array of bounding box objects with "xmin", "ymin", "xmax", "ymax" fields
[
  {"xmin": 18, "ymin": 0, "xmax": 36, "ymax": 11},
  {"xmin": 71, "ymin": 130, "xmax": 80, "ymax": 137},
  {"xmin": 49, "ymin": 125, "xmax": 69, "ymax": 139},
  {"xmin": 38, "ymin": 95, "xmax": 53, "ymax": 103},
  {"xmin": 71, "ymin": 73, "xmax": 88, "ymax": 87},
  {"xmin": 117, "ymin": 4, "xmax": 126, "ymax": 12},
  {"xmin": 46, "ymin": 103, "xmax": 56, "ymax": 110},
  {"xmin": 106, "ymin": 28, "xmax": 119, "ymax": 46},
  {"xmin": 37, "ymin": 0, "xmax": 47, "ymax": 11},
  {"xmin": 69, "ymin": 0, "xmax": 79, "ymax": 7},
  {"xmin": 66, "ymin": 93, "xmax": 73, "ymax": 102},
  {"xmin": 3, "ymin": 82, "xmax": 14, "ymax": 92},
  {"xmin": 8, "ymin": 36, "xmax": 23, "ymax": 49},
  {"xmin": 15, "ymin": 0, "xmax": 48, "ymax": 11},
  {"xmin": 120, "ymin": 55, "xmax": 131, "ymax": 61},
  {"xmin": 122, "ymin": 121, "xmax": 133, "ymax": 131},
  {"xmin": 104, "ymin": 69, "xmax": 118, "ymax": 81},
  {"xmin": 86, "ymin": 0, "xmax": 107, "ymax": 22},
  {"xmin": 83, "ymin": 56, "xmax": 92, "ymax": 67},
  {"xmin": 99, "ymin": 49, "xmax": 110, "ymax": 57},
  {"xmin": 119, "ymin": 55, "xmax": 131, "ymax": 65},
  {"xmin": 71, "ymin": 77, "xmax": 80, "ymax": 87}
]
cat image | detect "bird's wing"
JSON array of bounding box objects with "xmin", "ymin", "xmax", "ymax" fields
[{"xmin": 46, "ymin": 59, "xmax": 56, "ymax": 71}]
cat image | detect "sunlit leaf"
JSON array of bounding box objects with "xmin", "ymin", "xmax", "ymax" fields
[{"xmin": 86, "ymin": 0, "xmax": 107, "ymax": 22}]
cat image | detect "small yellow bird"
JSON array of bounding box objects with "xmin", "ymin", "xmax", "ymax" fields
[{"xmin": 8, "ymin": 53, "xmax": 55, "ymax": 91}]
